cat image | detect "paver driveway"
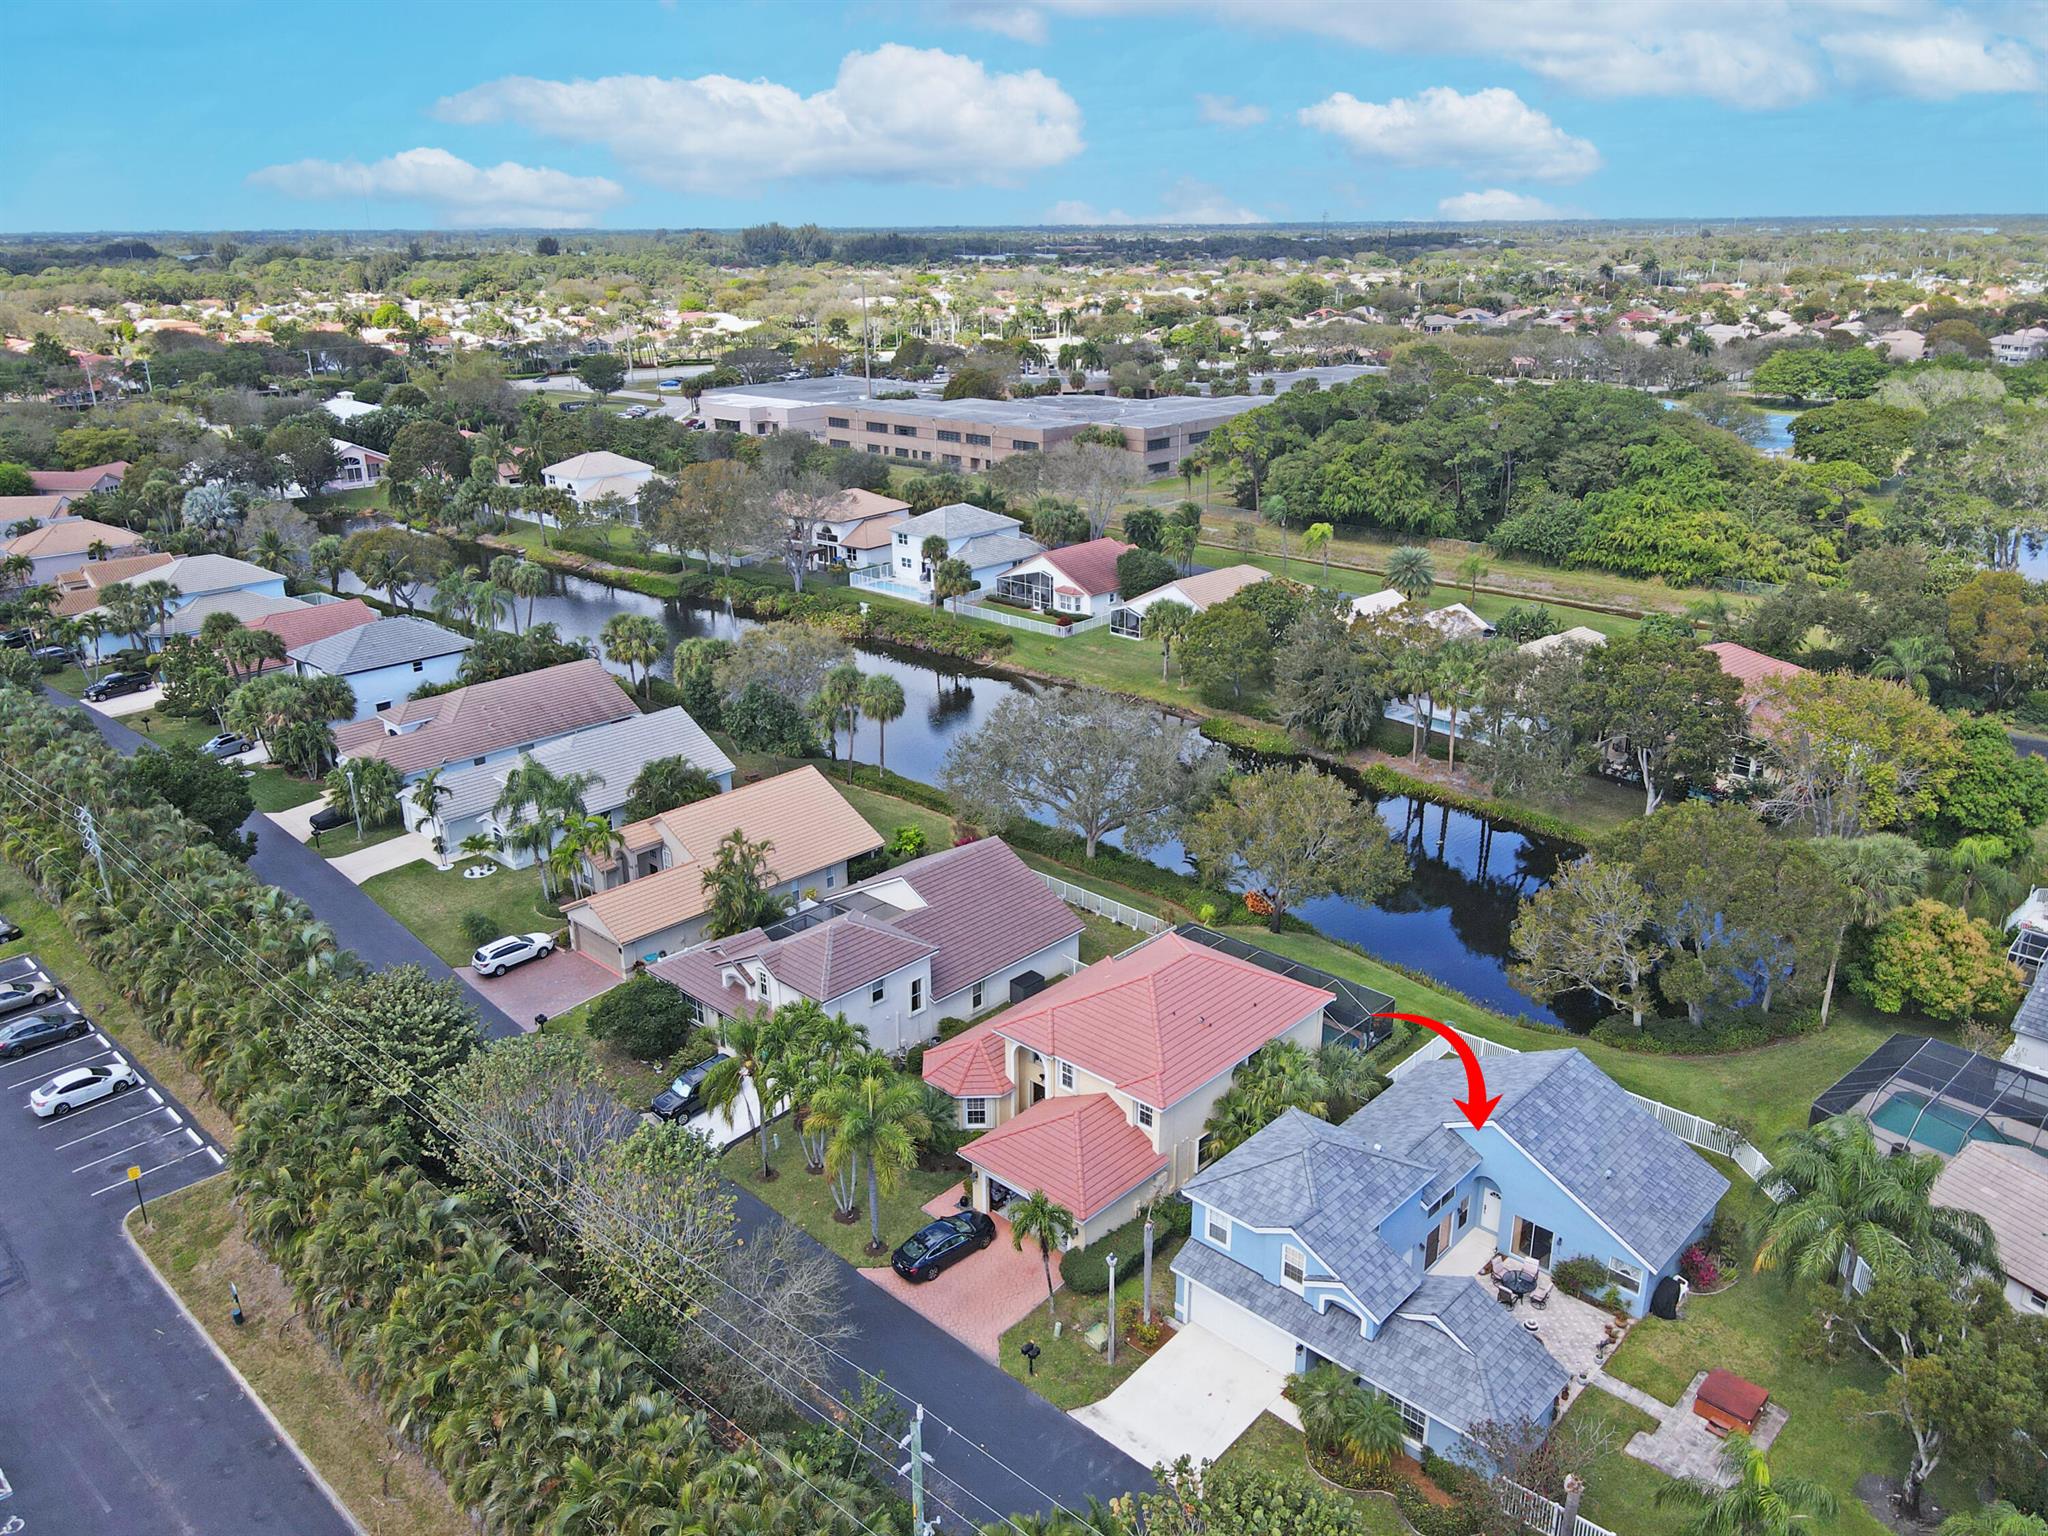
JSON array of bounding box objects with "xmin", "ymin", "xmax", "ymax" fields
[
  {"xmin": 859, "ymin": 1198, "xmax": 1064, "ymax": 1363},
  {"xmin": 466, "ymin": 945, "xmax": 619, "ymax": 1028}
]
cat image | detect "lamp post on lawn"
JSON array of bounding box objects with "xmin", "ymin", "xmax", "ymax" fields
[
  {"xmin": 1105, "ymin": 1251, "xmax": 1118, "ymax": 1367},
  {"xmin": 1142, "ymin": 1217, "xmax": 1155, "ymax": 1324}
]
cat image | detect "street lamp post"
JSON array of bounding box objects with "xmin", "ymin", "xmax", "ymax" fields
[{"xmin": 1105, "ymin": 1251, "xmax": 1118, "ymax": 1367}]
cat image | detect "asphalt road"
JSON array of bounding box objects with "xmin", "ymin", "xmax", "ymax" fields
[{"xmin": 0, "ymin": 952, "xmax": 353, "ymax": 1536}]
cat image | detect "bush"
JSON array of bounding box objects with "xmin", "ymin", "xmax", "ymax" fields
[
  {"xmin": 459, "ymin": 910, "xmax": 500, "ymax": 949},
  {"xmin": 1061, "ymin": 1208, "xmax": 1178, "ymax": 1294},
  {"xmin": 936, "ymin": 1016, "xmax": 974, "ymax": 1041},
  {"xmin": 668, "ymin": 1034, "xmax": 718, "ymax": 1072},
  {"xmin": 586, "ymin": 973, "xmax": 697, "ymax": 1059},
  {"xmin": 1551, "ymin": 1255, "xmax": 1606, "ymax": 1299},
  {"xmin": 1588, "ymin": 1006, "xmax": 1822, "ymax": 1055},
  {"xmin": 2019, "ymin": 689, "xmax": 2048, "ymax": 727},
  {"xmin": 1679, "ymin": 1243, "xmax": 1720, "ymax": 1290},
  {"xmin": 1493, "ymin": 602, "xmax": 1559, "ymax": 643}
]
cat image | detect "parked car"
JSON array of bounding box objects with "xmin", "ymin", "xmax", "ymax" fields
[
  {"xmin": 307, "ymin": 804, "xmax": 350, "ymax": 833},
  {"xmin": 82, "ymin": 670, "xmax": 153, "ymax": 702},
  {"xmin": 0, "ymin": 1010, "xmax": 89, "ymax": 1060},
  {"xmin": 557, "ymin": 400, "xmax": 588, "ymax": 413},
  {"xmin": 30, "ymin": 644, "xmax": 73, "ymax": 664},
  {"xmin": 0, "ymin": 912, "xmax": 21, "ymax": 942},
  {"xmin": 649, "ymin": 1053, "xmax": 728, "ymax": 1121},
  {"xmin": 0, "ymin": 628, "xmax": 31, "ymax": 649},
  {"xmin": 891, "ymin": 1211, "xmax": 997, "ymax": 1282},
  {"xmin": 29, "ymin": 1060, "xmax": 140, "ymax": 1118},
  {"xmin": 0, "ymin": 977, "xmax": 59, "ymax": 1019},
  {"xmin": 658, "ymin": 378, "xmax": 682, "ymax": 391},
  {"xmin": 200, "ymin": 732, "xmax": 252, "ymax": 758},
  {"xmin": 470, "ymin": 932, "xmax": 555, "ymax": 976}
]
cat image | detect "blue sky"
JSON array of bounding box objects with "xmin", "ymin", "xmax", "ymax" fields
[{"xmin": 8, "ymin": 0, "xmax": 2048, "ymax": 232}]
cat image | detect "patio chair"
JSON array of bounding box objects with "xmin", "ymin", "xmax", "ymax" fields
[
  {"xmin": 1530, "ymin": 1273, "xmax": 1553, "ymax": 1308},
  {"xmin": 1496, "ymin": 1284, "xmax": 1518, "ymax": 1308}
]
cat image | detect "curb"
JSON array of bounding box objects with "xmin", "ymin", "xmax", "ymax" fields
[{"xmin": 120, "ymin": 1176, "xmax": 368, "ymax": 1536}]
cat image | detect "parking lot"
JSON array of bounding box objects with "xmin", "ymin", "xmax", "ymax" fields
[{"xmin": 0, "ymin": 952, "xmax": 353, "ymax": 1535}]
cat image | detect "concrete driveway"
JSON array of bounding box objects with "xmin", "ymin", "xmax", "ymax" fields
[
  {"xmin": 329, "ymin": 829, "xmax": 434, "ymax": 883},
  {"xmin": 1074, "ymin": 1321, "xmax": 1299, "ymax": 1469},
  {"xmin": 464, "ymin": 945, "xmax": 617, "ymax": 1029},
  {"xmin": 263, "ymin": 795, "xmax": 328, "ymax": 842},
  {"xmin": 860, "ymin": 1201, "xmax": 1063, "ymax": 1363},
  {"xmin": 86, "ymin": 683, "xmax": 164, "ymax": 717}
]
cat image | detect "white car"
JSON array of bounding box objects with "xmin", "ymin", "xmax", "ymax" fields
[
  {"xmin": 30, "ymin": 1060, "xmax": 140, "ymax": 1118},
  {"xmin": 470, "ymin": 932, "xmax": 555, "ymax": 977}
]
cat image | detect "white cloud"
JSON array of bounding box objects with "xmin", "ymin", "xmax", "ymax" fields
[
  {"xmin": 1825, "ymin": 26, "xmax": 2040, "ymax": 97},
  {"xmin": 1048, "ymin": 177, "xmax": 1266, "ymax": 224},
  {"xmin": 247, "ymin": 147, "xmax": 625, "ymax": 227},
  {"xmin": 437, "ymin": 45, "xmax": 1084, "ymax": 195},
  {"xmin": 1299, "ymin": 86, "xmax": 1600, "ymax": 182},
  {"xmin": 1196, "ymin": 92, "xmax": 1267, "ymax": 127},
  {"xmin": 948, "ymin": 2, "xmax": 1049, "ymax": 42},
  {"xmin": 1436, "ymin": 188, "xmax": 1564, "ymax": 221},
  {"xmin": 999, "ymin": 0, "xmax": 2045, "ymax": 108}
]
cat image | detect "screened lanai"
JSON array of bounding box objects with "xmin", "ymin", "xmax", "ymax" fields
[{"xmin": 1811, "ymin": 1034, "xmax": 2048, "ymax": 1162}]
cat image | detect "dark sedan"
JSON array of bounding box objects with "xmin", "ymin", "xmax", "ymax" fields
[
  {"xmin": 82, "ymin": 670, "xmax": 154, "ymax": 702},
  {"xmin": 0, "ymin": 1010, "xmax": 90, "ymax": 1060},
  {"xmin": 650, "ymin": 1053, "xmax": 727, "ymax": 1122},
  {"xmin": 0, "ymin": 912, "xmax": 20, "ymax": 943},
  {"xmin": 891, "ymin": 1210, "xmax": 996, "ymax": 1283}
]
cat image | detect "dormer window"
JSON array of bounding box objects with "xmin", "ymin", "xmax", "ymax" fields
[
  {"xmin": 1281, "ymin": 1245, "xmax": 1306, "ymax": 1292},
  {"xmin": 1059, "ymin": 1061, "xmax": 1074, "ymax": 1090},
  {"xmin": 1136, "ymin": 1103, "xmax": 1154, "ymax": 1129}
]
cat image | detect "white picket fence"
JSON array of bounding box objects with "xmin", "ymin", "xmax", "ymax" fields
[
  {"xmin": 1035, "ymin": 872, "xmax": 1167, "ymax": 935},
  {"xmin": 1389, "ymin": 1034, "xmax": 1781, "ymax": 1197},
  {"xmin": 1500, "ymin": 1478, "xmax": 1616, "ymax": 1536},
  {"xmin": 952, "ymin": 600, "xmax": 1109, "ymax": 638}
]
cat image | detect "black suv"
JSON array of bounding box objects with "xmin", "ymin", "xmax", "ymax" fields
[
  {"xmin": 83, "ymin": 670, "xmax": 153, "ymax": 702},
  {"xmin": 0, "ymin": 1010, "xmax": 89, "ymax": 1060},
  {"xmin": 650, "ymin": 1053, "xmax": 727, "ymax": 1121},
  {"xmin": 891, "ymin": 1211, "xmax": 997, "ymax": 1283}
]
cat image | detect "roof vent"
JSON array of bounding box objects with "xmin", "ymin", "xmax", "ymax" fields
[{"xmin": 1372, "ymin": 1142, "xmax": 1382, "ymax": 1152}]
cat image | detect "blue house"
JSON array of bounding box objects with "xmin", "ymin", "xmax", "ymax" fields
[
  {"xmin": 287, "ymin": 615, "xmax": 472, "ymax": 722},
  {"xmin": 1172, "ymin": 1049, "xmax": 1728, "ymax": 1462}
]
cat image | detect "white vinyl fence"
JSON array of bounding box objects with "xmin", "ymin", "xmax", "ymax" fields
[
  {"xmin": 1500, "ymin": 1479, "xmax": 1616, "ymax": 1536},
  {"xmin": 1035, "ymin": 872, "xmax": 1167, "ymax": 935},
  {"xmin": 952, "ymin": 601, "xmax": 1109, "ymax": 637}
]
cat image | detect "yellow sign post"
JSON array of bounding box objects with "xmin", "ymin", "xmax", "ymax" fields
[{"xmin": 127, "ymin": 1164, "xmax": 148, "ymax": 1226}]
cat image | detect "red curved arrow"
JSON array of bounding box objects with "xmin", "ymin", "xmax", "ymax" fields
[{"xmin": 1371, "ymin": 1012, "xmax": 1501, "ymax": 1130}]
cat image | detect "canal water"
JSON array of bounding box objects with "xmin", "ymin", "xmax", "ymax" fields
[{"xmin": 345, "ymin": 554, "xmax": 1583, "ymax": 1028}]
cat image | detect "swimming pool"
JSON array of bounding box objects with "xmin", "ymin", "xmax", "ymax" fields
[{"xmin": 1869, "ymin": 1090, "xmax": 2015, "ymax": 1156}]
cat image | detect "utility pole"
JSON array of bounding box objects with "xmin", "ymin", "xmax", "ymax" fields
[
  {"xmin": 1142, "ymin": 1217, "xmax": 1156, "ymax": 1324},
  {"xmin": 898, "ymin": 1403, "xmax": 935, "ymax": 1536},
  {"xmin": 860, "ymin": 279, "xmax": 873, "ymax": 399},
  {"xmin": 344, "ymin": 760, "xmax": 362, "ymax": 837}
]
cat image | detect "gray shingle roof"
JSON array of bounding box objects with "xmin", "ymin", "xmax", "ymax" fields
[
  {"xmin": 1174, "ymin": 1241, "xmax": 1568, "ymax": 1434},
  {"xmin": 433, "ymin": 705, "xmax": 733, "ymax": 824},
  {"xmin": 760, "ymin": 912, "xmax": 937, "ymax": 1000},
  {"xmin": 895, "ymin": 503, "xmax": 1020, "ymax": 541},
  {"xmin": 956, "ymin": 531, "xmax": 1047, "ymax": 568},
  {"xmin": 289, "ymin": 615, "xmax": 471, "ymax": 675}
]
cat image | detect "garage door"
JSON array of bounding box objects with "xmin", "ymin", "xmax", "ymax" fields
[{"xmin": 1184, "ymin": 1281, "xmax": 1300, "ymax": 1373}]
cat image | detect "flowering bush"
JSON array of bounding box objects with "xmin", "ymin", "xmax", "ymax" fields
[
  {"xmin": 1242, "ymin": 890, "xmax": 1276, "ymax": 917},
  {"xmin": 1679, "ymin": 1243, "xmax": 1720, "ymax": 1290}
]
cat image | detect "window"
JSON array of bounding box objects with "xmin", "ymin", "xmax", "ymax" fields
[
  {"xmin": 894, "ymin": 447, "xmax": 911, "ymax": 458},
  {"xmin": 964, "ymin": 1098, "xmax": 990, "ymax": 1128},
  {"xmin": 1456, "ymin": 1195, "xmax": 1470, "ymax": 1230},
  {"xmin": 1010, "ymin": 440, "xmax": 1037, "ymax": 451},
  {"xmin": 1148, "ymin": 461, "xmax": 1170, "ymax": 474},
  {"xmin": 941, "ymin": 454, "xmax": 962, "ymax": 468},
  {"xmin": 867, "ymin": 421, "xmax": 890, "ymax": 434},
  {"xmin": 970, "ymin": 981, "xmax": 984, "ymax": 1010},
  {"xmin": 896, "ymin": 531, "xmax": 909, "ymax": 545},
  {"xmin": 411, "ymin": 659, "xmax": 425, "ymax": 672},
  {"xmin": 1188, "ymin": 429, "xmax": 1210, "ymax": 445},
  {"xmin": 1381, "ymin": 1390, "xmax": 1427, "ymax": 1441},
  {"xmin": 712, "ymin": 418, "xmax": 740, "ymax": 431},
  {"xmin": 375, "ymin": 700, "xmax": 391, "ymax": 712},
  {"xmin": 829, "ymin": 438, "xmax": 850, "ymax": 448},
  {"xmin": 1425, "ymin": 1189, "xmax": 1454, "ymax": 1218},
  {"xmin": 473, "ymin": 756, "xmax": 487, "ymax": 767},
  {"xmin": 867, "ymin": 444, "xmax": 882, "ymax": 454},
  {"xmin": 2027, "ymin": 1288, "xmax": 2047, "ymax": 1311},
  {"xmin": 1511, "ymin": 1217, "xmax": 1555, "ymax": 1267},
  {"xmin": 1058, "ymin": 1061, "xmax": 1074, "ymax": 1090},
  {"xmin": 899, "ymin": 557, "xmax": 913, "ymax": 571},
  {"xmin": 1145, "ymin": 436, "xmax": 1171, "ymax": 451},
  {"xmin": 1281, "ymin": 1245, "xmax": 1307, "ymax": 1292},
  {"xmin": 825, "ymin": 871, "xmax": 835, "ymax": 888},
  {"xmin": 936, "ymin": 429, "xmax": 961, "ymax": 442},
  {"xmin": 1606, "ymin": 1257, "xmax": 1645, "ymax": 1296},
  {"xmin": 910, "ymin": 978, "xmax": 924, "ymax": 1012},
  {"xmin": 1136, "ymin": 1103, "xmax": 1154, "ymax": 1128},
  {"xmin": 1205, "ymin": 1208, "xmax": 1231, "ymax": 1247},
  {"xmin": 827, "ymin": 416, "xmax": 850, "ymax": 428},
  {"xmin": 966, "ymin": 432, "xmax": 992, "ymax": 446},
  {"xmin": 893, "ymin": 424, "xmax": 917, "ymax": 437},
  {"xmin": 871, "ymin": 980, "xmax": 886, "ymax": 1004}
]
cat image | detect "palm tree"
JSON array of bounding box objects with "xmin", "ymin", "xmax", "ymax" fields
[
  {"xmin": 858, "ymin": 674, "xmax": 906, "ymax": 772},
  {"xmin": 505, "ymin": 560, "xmax": 549, "ymax": 632},
  {"xmin": 808, "ymin": 1063, "xmax": 930, "ymax": 1252},
  {"xmin": 601, "ymin": 613, "xmax": 665, "ymax": 700},
  {"xmin": 1282, "ymin": 1365, "xmax": 1406, "ymax": 1472},
  {"xmin": 1008, "ymin": 1190, "xmax": 1077, "ymax": 1332},
  {"xmin": 1807, "ymin": 834, "xmax": 1926, "ymax": 1025},
  {"xmin": 1940, "ymin": 1503, "xmax": 2048, "ymax": 1536},
  {"xmin": 811, "ymin": 662, "xmax": 866, "ymax": 775},
  {"xmin": 1386, "ymin": 545, "xmax": 1435, "ymax": 601},
  {"xmin": 1869, "ymin": 634, "xmax": 1954, "ymax": 698},
  {"xmin": 408, "ymin": 764, "xmax": 451, "ymax": 842},
  {"xmin": 1456, "ymin": 551, "xmax": 1490, "ymax": 602},
  {"xmin": 1432, "ymin": 643, "xmax": 1483, "ymax": 772},
  {"xmin": 702, "ymin": 1008, "xmax": 792, "ymax": 1180},
  {"xmin": 133, "ymin": 577, "xmax": 181, "ymax": 651},
  {"xmin": 458, "ymin": 831, "xmax": 497, "ymax": 863},
  {"xmin": 1140, "ymin": 599, "xmax": 1195, "ymax": 683},
  {"xmin": 1754, "ymin": 1115, "xmax": 1998, "ymax": 1291},
  {"xmin": 1302, "ymin": 522, "xmax": 1334, "ymax": 583},
  {"xmin": 700, "ymin": 828, "xmax": 784, "ymax": 939},
  {"xmin": 309, "ymin": 534, "xmax": 347, "ymax": 595},
  {"xmin": 1653, "ymin": 1434, "xmax": 1839, "ymax": 1536}
]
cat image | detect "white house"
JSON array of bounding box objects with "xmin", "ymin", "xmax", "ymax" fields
[
  {"xmin": 288, "ymin": 615, "xmax": 472, "ymax": 722},
  {"xmin": 797, "ymin": 487, "xmax": 909, "ymax": 568},
  {"xmin": 1992, "ymin": 328, "xmax": 2048, "ymax": 365},
  {"xmin": 992, "ymin": 538, "xmax": 1133, "ymax": 619},
  {"xmin": 1346, "ymin": 589, "xmax": 1497, "ymax": 640},
  {"xmin": 325, "ymin": 439, "xmax": 388, "ymax": 493},
  {"xmin": 416, "ymin": 706, "xmax": 734, "ymax": 867},
  {"xmin": 333, "ymin": 658, "xmax": 639, "ymax": 784},
  {"xmin": 321, "ymin": 391, "xmax": 380, "ymax": 425},
  {"xmin": 884, "ymin": 503, "xmax": 1044, "ymax": 601},
  {"xmin": 1110, "ymin": 563, "xmax": 1268, "ymax": 637},
  {"xmin": 543, "ymin": 450, "xmax": 655, "ymax": 508}
]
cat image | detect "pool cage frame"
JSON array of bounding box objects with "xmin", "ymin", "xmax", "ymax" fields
[{"xmin": 1811, "ymin": 1033, "xmax": 2048, "ymax": 1160}]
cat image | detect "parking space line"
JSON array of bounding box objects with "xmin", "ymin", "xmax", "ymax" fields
[
  {"xmin": 72, "ymin": 1124, "xmax": 190, "ymax": 1172},
  {"xmin": 89, "ymin": 1145, "xmax": 211, "ymax": 1196},
  {"xmin": 54, "ymin": 1103, "xmax": 177, "ymax": 1149},
  {"xmin": 4, "ymin": 1043, "xmax": 116, "ymax": 1091}
]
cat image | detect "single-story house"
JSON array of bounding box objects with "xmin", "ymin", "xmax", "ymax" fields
[
  {"xmin": 1704, "ymin": 641, "xmax": 1809, "ymax": 780},
  {"xmin": 993, "ymin": 537, "xmax": 1134, "ymax": 619},
  {"xmin": 325, "ymin": 439, "xmax": 389, "ymax": 493},
  {"xmin": 4, "ymin": 517, "xmax": 149, "ymax": 584},
  {"xmin": 1346, "ymin": 589, "xmax": 1497, "ymax": 640},
  {"xmin": 28, "ymin": 461, "xmax": 129, "ymax": 496},
  {"xmin": 334, "ymin": 657, "xmax": 637, "ymax": 783},
  {"xmin": 1175, "ymin": 1049, "xmax": 1727, "ymax": 1465},
  {"xmin": 921, "ymin": 927, "xmax": 1338, "ymax": 1247},
  {"xmin": 543, "ymin": 450, "xmax": 655, "ymax": 509},
  {"xmin": 289, "ymin": 615, "xmax": 472, "ymax": 721},
  {"xmin": 884, "ymin": 503, "xmax": 1045, "ymax": 601},
  {"xmin": 162, "ymin": 590, "xmax": 309, "ymax": 638},
  {"xmin": 1932, "ymin": 1142, "xmax": 2048, "ymax": 1314},
  {"xmin": 0, "ymin": 493, "xmax": 77, "ymax": 527},
  {"xmin": 798, "ymin": 486, "xmax": 909, "ymax": 568},
  {"xmin": 1518, "ymin": 625, "xmax": 1608, "ymax": 659},
  {"xmin": 419, "ymin": 705, "xmax": 734, "ymax": 866},
  {"xmin": 652, "ymin": 837, "xmax": 1082, "ymax": 1056},
  {"xmin": 562, "ymin": 765, "xmax": 881, "ymax": 974},
  {"xmin": 80, "ymin": 554, "xmax": 290, "ymax": 657},
  {"xmin": 245, "ymin": 597, "xmax": 380, "ymax": 669},
  {"xmin": 321, "ymin": 391, "xmax": 380, "ymax": 425},
  {"xmin": 1110, "ymin": 563, "xmax": 1269, "ymax": 637}
]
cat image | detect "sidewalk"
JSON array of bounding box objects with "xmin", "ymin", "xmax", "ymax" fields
[{"xmin": 329, "ymin": 831, "xmax": 433, "ymax": 884}]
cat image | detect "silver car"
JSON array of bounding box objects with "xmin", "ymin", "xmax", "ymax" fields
[{"xmin": 470, "ymin": 932, "xmax": 555, "ymax": 977}]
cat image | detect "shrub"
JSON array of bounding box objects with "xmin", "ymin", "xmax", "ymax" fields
[
  {"xmin": 1679, "ymin": 1243, "xmax": 1720, "ymax": 1290},
  {"xmin": 936, "ymin": 1016, "xmax": 974, "ymax": 1041},
  {"xmin": 2019, "ymin": 689, "xmax": 2048, "ymax": 727},
  {"xmin": 667, "ymin": 1033, "xmax": 718, "ymax": 1072},
  {"xmin": 1493, "ymin": 602, "xmax": 1559, "ymax": 643},
  {"xmin": 1061, "ymin": 1209, "xmax": 1177, "ymax": 1294},
  {"xmin": 886, "ymin": 823, "xmax": 929, "ymax": 861},
  {"xmin": 1119, "ymin": 1297, "xmax": 1168, "ymax": 1350},
  {"xmin": 586, "ymin": 973, "xmax": 697, "ymax": 1059},
  {"xmin": 459, "ymin": 910, "xmax": 500, "ymax": 949},
  {"xmin": 1552, "ymin": 1255, "xmax": 1606, "ymax": 1299}
]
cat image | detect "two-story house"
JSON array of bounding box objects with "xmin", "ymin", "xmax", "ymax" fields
[
  {"xmin": 797, "ymin": 487, "xmax": 909, "ymax": 569},
  {"xmin": 77, "ymin": 554, "xmax": 291, "ymax": 657},
  {"xmin": 288, "ymin": 615, "xmax": 472, "ymax": 721},
  {"xmin": 1172, "ymin": 1049, "xmax": 1728, "ymax": 1464},
  {"xmin": 993, "ymin": 537, "xmax": 1134, "ymax": 619},
  {"xmin": 333, "ymin": 657, "xmax": 637, "ymax": 783},
  {"xmin": 651, "ymin": 838, "xmax": 1082, "ymax": 1056},
  {"xmin": 921, "ymin": 928, "xmax": 1343, "ymax": 1246},
  {"xmin": 886, "ymin": 503, "xmax": 1044, "ymax": 601},
  {"xmin": 542, "ymin": 449, "xmax": 655, "ymax": 509}
]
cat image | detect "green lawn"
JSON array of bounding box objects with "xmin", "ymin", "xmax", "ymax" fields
[
  {"xmin": 725, "ymin": 1131, "xmax": 962, "ymax": 1268},
  {"xmin": 836, "ymin": 780, "xmax": 957, "ymax": 855},
  {"xmin": 1213, "ymin": 1416, "xmax": 1410, "ymax": 1535},
  {"xmin": 120, "ymin": 709, "xmax": 219, "ymax": 752},
  {"xmin": 41, "ymin": 662, "xmax": 90, "ymax": 697},
  {"xmin": 360, "ymin": 858, "xmax": 556, "ymax": 968},
  {"xmin": 307, "ymin": 816, "xmax": 407, "ymax": 861},
  {"xmin": 540, "ymin": 1001, "xmax": 672, "ymax": 1105},
  {"xmin": 245, "ymin": 764, "xmax": 323, "ymax": 814},
  {"xmin": 998, "ymin": 1235, "xmax": 1183, "ymax": 1410}
]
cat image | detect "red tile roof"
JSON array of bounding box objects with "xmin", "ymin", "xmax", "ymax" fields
[
  {"xmin": 990, "ymin": 930, "xmax": 1333, "ymax": 1108},
  {"xmin": 27, "ymin": 461, "xmax": 130, "ymax": 493},
  {"xmin": 1702, "ymin": 641, "xmax": 1805, "ymax": 693},
  {"xmin": 1036, "ymin": 538, "xmax": 1134, "ymax": 597},
  {"xmin": 923, "ymin": 1027, "xmax": 1012, "ymax": 1098},
  {"xmin": 247, "ymin": 598, "xmax": 377, "ymax": 653},
  {"xmin": 960, "ymin": 1093, "xmax": 1167, "ymax": 1221}
]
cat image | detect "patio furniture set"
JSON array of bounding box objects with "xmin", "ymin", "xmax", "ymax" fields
[{"xmin": 1483, "ymin": 1252, "xmax": 1555, "ymax": 1309}]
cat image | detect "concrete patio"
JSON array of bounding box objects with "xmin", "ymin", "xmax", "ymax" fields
[
  {"xmin": 1425, "ymin": 1226, "xmax": 1624, "ymax": 1402},
  {"xmin": 1615, "ymin": 1370, "xmax": 1788, "ymax": 1487}
]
